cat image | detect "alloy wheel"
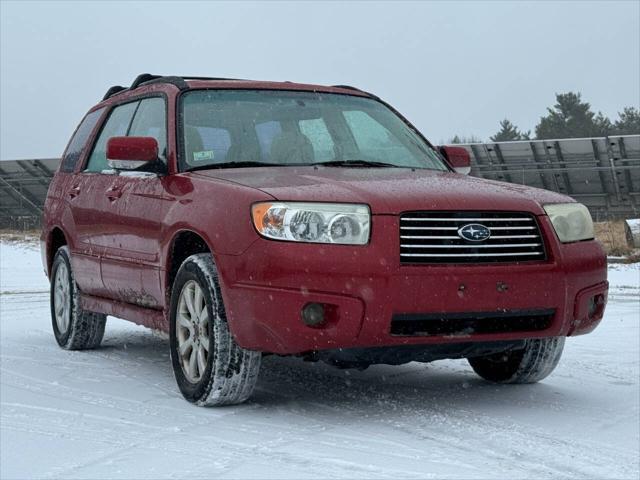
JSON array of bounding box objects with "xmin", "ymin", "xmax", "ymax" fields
[{"xmin": 176, "ymin": 280, "xmax": 211, "ymax": 383}]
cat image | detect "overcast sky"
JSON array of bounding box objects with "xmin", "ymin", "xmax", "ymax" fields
[{"xmin": 1, "ymin": 0, "xmax": 639, "ymax": 160}]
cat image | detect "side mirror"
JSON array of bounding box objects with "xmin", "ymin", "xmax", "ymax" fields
[
  {"xmin": 439, "ymin": 146, "xmax": 471, "ymax": 175},
  {"xmin": 106, "ymin": 136, "xmax": 158, "ymax": 170}
]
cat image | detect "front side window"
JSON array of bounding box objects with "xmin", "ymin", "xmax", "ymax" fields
[
  {"xmin": 85, "ymin": 102, "xmax": 138, "ymax": 172},
  {"xmin": 180, "ymin": 90, "xmax": 446, "ymax": 171},
  {"xmin": 61, "ymin": 107, "xmax": 105, "ymax": 173},
  {"xmin": 128, "ymin": 98, "xmax": 167, "ymax": 163}
]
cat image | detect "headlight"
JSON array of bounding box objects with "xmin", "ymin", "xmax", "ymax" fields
[
  {"xmin": 252, "ymin": 202, "xmax": 370, "ymax": 245},
  {"xmin": 543, "ymin": 203, "xmax": 594, "ymax": 243}
]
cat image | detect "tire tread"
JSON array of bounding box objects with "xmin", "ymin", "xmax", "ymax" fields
[
  {"xmin": 51, "ymin": 247, "xmax": 106, "ymax": 351},
  {"xmin": 469, "ymin": 337, "xmax": 565, "ymax": 384},
  {"xmin": 171, "ymin": 253, "xmax": 261, "ymax": 407}
]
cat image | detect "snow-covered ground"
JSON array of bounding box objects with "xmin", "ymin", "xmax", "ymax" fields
[{"xmin": 1, "ymin": 241, "xmax": 638, "ymax": 479}]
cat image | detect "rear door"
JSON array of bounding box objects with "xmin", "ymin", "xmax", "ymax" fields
[
  {"xmin": 57, "ymin": 107, "xmax": 106, "ymax": 296},
  {"xmin": 98, "ymin": 97, "xmax": 168, "ymax": 308},
  {"xmin": 69, "ymin": 101, "xmax": 139, "ymax": 297}
]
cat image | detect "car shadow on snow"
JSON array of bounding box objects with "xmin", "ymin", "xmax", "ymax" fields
[
  {"xmin": 95, "ymin": 325, "xmax": 571, "ymax": 416},
  {"xmin": 252, "ymin": 355, "xmax": 567, "ymax": 414}
]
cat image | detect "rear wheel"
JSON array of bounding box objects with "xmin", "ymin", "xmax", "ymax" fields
[
  {"xmin": 50, "ymin": 246, "xmax": 106, "ymax": 350},
  {"xmin": 169, "ymin": 253, "xmax": 261, "ymax": 406},
  {"xmin": 468, "ymin": 337, "xmax": 565, "ymax": 384}
]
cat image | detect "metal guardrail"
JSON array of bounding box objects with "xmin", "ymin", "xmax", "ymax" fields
[
  {"xmin": 0, "ymin": 158, "xmax": 58, "ymax": 229},
  {"xmin": 0, "ymin": 135, "xmax": 638, "ymax": 228},
  {"xmin": 458, "ymin": 135, "xmax": 639, "ymax": 221}
]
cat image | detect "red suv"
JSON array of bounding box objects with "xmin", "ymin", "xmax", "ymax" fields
[{"xmin": 41, "ymin": 74, "xmax": 608, "ymax": 406}]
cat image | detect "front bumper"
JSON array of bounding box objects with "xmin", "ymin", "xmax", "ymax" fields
[{"xmin": 217, "ymin": 215, "xmax": 608, "ymax": 354}]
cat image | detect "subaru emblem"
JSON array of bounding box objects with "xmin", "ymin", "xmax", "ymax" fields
[{"xmin": 458, "ymin": 223, "xmax": 491, "ymax": 242}]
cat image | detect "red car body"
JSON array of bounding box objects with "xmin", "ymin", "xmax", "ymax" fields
[{"xmin": 41, "ymin": 78, "xmax": 608, "ymax": 358}]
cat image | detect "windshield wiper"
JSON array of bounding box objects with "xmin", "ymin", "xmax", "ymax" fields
[
  {"xmin": 311, "ymin": 159, "xmax": 401, "ymax": 168},
  {"xmin": 187, "ymin": 159, "xmax": 406, "ymax": 172},
  {"xmin": 187, "ymin": 161, "xmax": 283, "ymax": 172}
]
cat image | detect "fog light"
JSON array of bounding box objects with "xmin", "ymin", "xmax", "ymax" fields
[
  {"xmin": 302, "ymin": 303, "xmax": 325, "ymax": 327},
  {"xmin": 587, "ymin": 297, "xmax": 597, "ymax": 318},
  {"xmin": 588, "ymin": 294, "xmax": 605, "ymax": 319}
]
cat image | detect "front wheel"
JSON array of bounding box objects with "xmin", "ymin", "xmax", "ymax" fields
[
  {"xmin": 468, "ymin": 337, "xmax": 565, "ymax": 384},
  {"xmin": 169, "ymin": 253, "xmax": 261, "ymax": 406}
]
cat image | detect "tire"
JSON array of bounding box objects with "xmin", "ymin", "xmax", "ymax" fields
[
  {"xmin": 169, "ymin": 253, "xmax": 261, "ymax": 406},
  {"xmin": 50, "ymin": 246, "xmax": 106, "ymax": 350},
  {"xmin": 468, "ymin": 337, "xmax": 565, "ymax": 384}
]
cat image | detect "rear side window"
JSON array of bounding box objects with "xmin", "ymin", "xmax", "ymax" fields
[
  {"xmin": 128, "ymin": 98, "xmax": 167, "ymax": 163},
  {"xmin": 299, "ymin": 118, "xmax": 335, "ymax": 162},
  {"xmin": 85, "ymin": 102, "xmax": 139, "ymax": 172},
  {"xmin": 255, "ymin": 119, "xmax": 336, "ymax": 162},
  {"xmin": 255, "ymin": 121, "xmax": 282, "ymax": 161},
  {"xmin": 60, "ymin": 108, "xmax": 105, "ymax": 173},
  {"xmin": 197, "ymin": 127, "xmax": 232, "ymax": 162}
]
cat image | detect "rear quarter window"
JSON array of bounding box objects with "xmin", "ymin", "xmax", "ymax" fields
[{"xmin": 60, "ymin": 108, "xmax": 105, "ymax": 173}]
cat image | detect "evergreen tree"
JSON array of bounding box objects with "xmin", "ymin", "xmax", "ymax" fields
[
  {"xmin": 445, "ymin": 94, "xmax": 637, "ymax": 142},
  {"xmin": 490, "ymin": 119, "xmax": 531, "ymax": 142},
  {"xmin": 449, "ymin": 135, "xmax": 482, "ymax": 144},
  {"xmin": 535, "ymin": 92, "xmax": 611, "ymax": 139},
  {"xmin": 613, "ymin": 107, "xmax": 640, "ymax": 135},
  {"xmin": 593, "ymin": 112, "xmax": 614, "ymax": 136}
]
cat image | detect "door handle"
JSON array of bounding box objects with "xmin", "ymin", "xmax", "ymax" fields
[
  {"xmin": 106, "ymin": 186, "xmax": 122, "ymax": 201},
  {"xmin": 68, "ymin": 185, "xmax": 80, "ymax": 199}
]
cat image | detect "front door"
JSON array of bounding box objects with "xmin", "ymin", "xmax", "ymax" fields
[{"xmin": 97, "ymin": 97, "xmax": 169, "ymax": 308}]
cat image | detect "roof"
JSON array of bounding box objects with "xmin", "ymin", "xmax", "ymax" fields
[
  {"xmin": 185, "ymin": 79, "xmax": 371, "ymax": 96},
  {"xmin": 101, "ymin": 73, "xmax": 371, "ymax": 102}
]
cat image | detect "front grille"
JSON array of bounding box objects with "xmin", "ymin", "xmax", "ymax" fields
[
  {"xmin": 400, "ymin": 211, "xmax": 546, "ymax": 264},
  {"xmin": 390, "ymin": 309, "xmax": 555, "ymax": 336}
]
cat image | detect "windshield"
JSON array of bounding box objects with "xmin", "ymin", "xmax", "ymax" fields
[{"xmin": 180, "ymin": 90, "xmax": 448, "ymax": 171}]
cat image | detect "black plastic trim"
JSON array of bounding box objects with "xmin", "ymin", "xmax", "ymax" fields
[{"xmin": 390, "ymin": 309, "xmax": 556, "ymax": 336}]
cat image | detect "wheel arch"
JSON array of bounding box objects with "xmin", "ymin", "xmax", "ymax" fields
[
  {"xmin": 165, "ymin": 228, "xmax": 216, "ymax": 304},
  {"xmin": 45, "ymin": 226, "xmax": 69, "ymax": 277}
]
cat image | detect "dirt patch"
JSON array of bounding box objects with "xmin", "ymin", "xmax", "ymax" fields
[
  {"xmin": 622, "ymin": 252, "xmax": 640, "ymax": 264},
  {"xmin": 594, "ymin": 221, "xmax": 633, "ymax": 256},
  {"xmin": 0, "ymin": 230, "xmax": 40, "ymax": 247}
]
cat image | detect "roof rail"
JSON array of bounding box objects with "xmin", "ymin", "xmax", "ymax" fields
[
  {"xmin": 130, "ymin": 73, "xmax": 162, "ymax": 89},
  {"xmin": 102, "ymin": 85, "xmax": 127, "ymax": 101},
  {"xmin": 102, "ymin": 74, "xmax": 246, "ymax": 101},
  {"xmin": 332, "ymin": 84, "xmax": 364, "ymax": 92},
  {"xmin": 182, "ymin": 76, "xmax": 246, "ymax": 81},
  {"xmin": 137, "ymin": 75, "xmax": 190, "ymax": 90}
]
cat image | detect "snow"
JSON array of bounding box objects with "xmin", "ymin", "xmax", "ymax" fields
[{"xmin": 1, "ymin": 241, "xmax": 638, "ymax": 479}]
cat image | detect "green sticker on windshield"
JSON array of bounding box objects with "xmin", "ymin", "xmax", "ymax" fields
[{"xmin": 193, "ymin": 150, "xmax": 214, "ymax": 162}]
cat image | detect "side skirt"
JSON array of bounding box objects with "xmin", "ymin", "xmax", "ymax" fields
[{"xmin": 80, "ymin": 293, "xmax": 168, "ymax": 332}]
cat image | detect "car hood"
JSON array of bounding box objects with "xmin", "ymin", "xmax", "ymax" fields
[{"xmin": 194, "ymin": 167, "xmax": 572, "ymax": 215}]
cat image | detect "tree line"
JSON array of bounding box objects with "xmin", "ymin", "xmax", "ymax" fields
[{"xmin": 449, "ymin": 91, "xmax": 640, "ymax": 144}]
